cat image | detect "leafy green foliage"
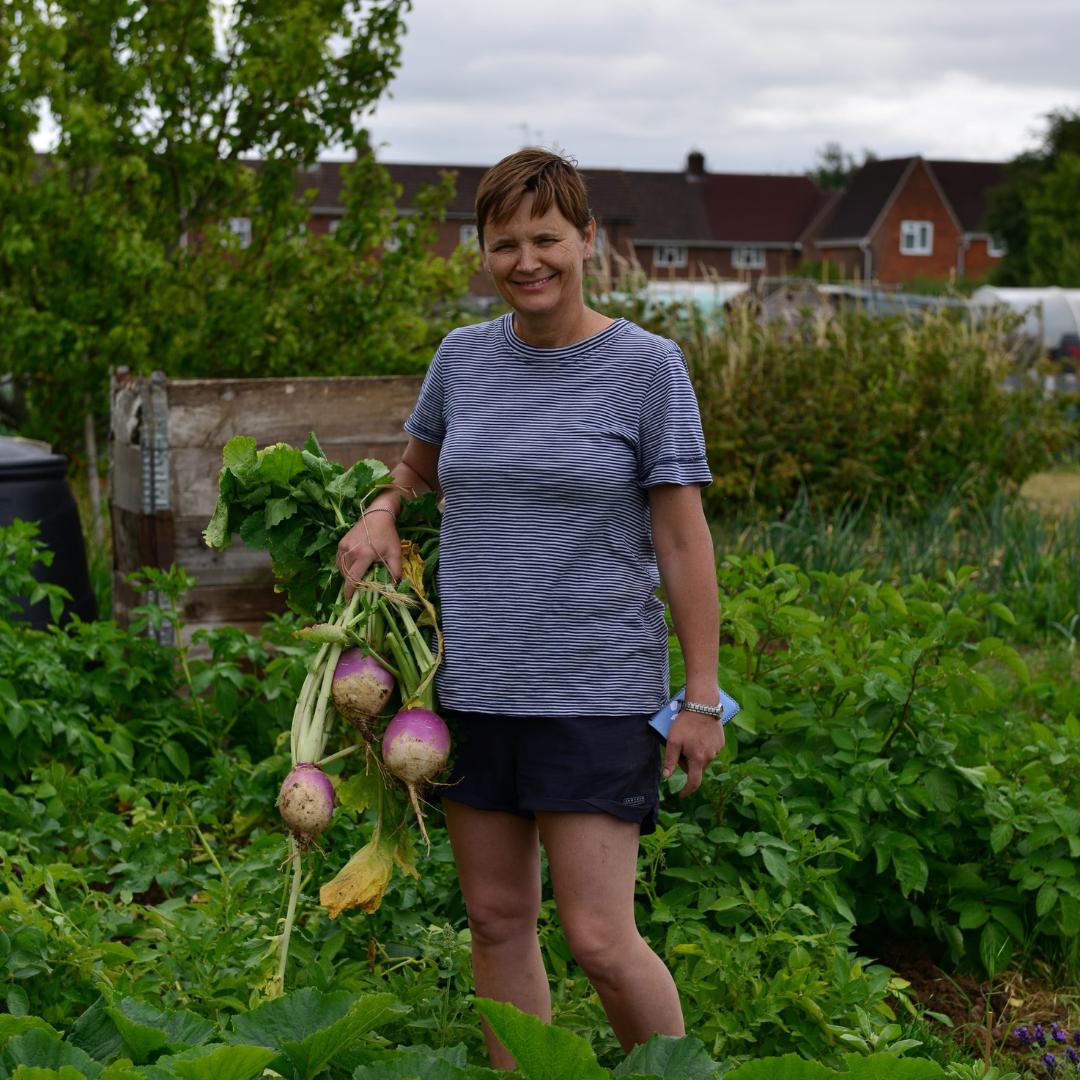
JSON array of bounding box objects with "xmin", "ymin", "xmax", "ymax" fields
[
  {"xmin": 987, "ymin": 109, "xmax": 1080, "ymax": 287},
  {"xmin": 204, "ymin": 433, "xmax": 393, "ymax": 621},
  {"xmin": 0, "ymin": 0, "xmax": 476, "ymax": 456},
  {"xmin": 598, "ymin": 298, "xmax": 1067, "ymax": 518}
]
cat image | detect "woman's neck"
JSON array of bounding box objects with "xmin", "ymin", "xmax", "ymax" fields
[{"xmin": 512, "ymin": 306, "xmax": 612, "ymax": 349}]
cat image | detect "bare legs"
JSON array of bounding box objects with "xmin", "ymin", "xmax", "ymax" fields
[{"xmin": 443, "ymin": 799, "xmax": 683, "ymax": 1069}]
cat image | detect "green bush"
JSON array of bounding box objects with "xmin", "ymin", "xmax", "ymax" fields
[{"xmin": 603, "ymin": 296, "xmax": 1070, "ymax": 518}]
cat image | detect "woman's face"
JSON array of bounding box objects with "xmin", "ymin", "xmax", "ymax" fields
[{"xmin": 481, "ymin": 193, "xmax": 595, "ymax": 325}]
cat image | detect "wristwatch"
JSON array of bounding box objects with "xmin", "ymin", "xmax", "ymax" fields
[{"xmin": 681, "ymin": 699, "xmax": 724, "ymax": 720}]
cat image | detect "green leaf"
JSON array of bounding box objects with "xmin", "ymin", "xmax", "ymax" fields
[
  {"xmin": 106, "ymin": 1000, "xmax": 214, "ymax": 1064},
  {"xmin": 229, "ymin": 990, "xmax": 399, "ymax": 1080},
  {"xmin": 839, "ymin": 1054, "xmax": 945, "ymax": 1078},
  {"xmin": 956, "ymin": 901, "xmax": 988, "ymax": 930},
  {"xmin": 613, "ymin": 1034, "xmax": 721, "ymax": 1078},
  {"xmin": 472, "ymin": 999, "xmax": 608, "ymax": 1080},
  {"xmin": 9, "ymin": 1066, "xmax": 88, "ymax": 1080},
  {"xmin": 252, "ymin": 443, "xmax": 306, "ymax": 488},
  {"xmin": 988, "ymin": 602, "xmax": 1017, "ymax": 626},
  {"xmin": 4, "ymin": 1029, "xmax": 103, "ymax": 1079},
  {"xmin": 67, "ymin": 998, "xmax": 126, "ymax": 1064},
  {"xmin": 726, "ymin": 1055, "xmax": 832, "ymax": 1079},
  {"xmin": 202, "ymin": 498, "xmax": 232, "ymax": 549},
  {"xmin": 0, "ymin": 1017, "xmax": 60, "ymax": 1045},
  {"xmin": 352, "ymin": 1045, "xmax": 475, "ymax": 1079},
  {"xmin": 158, "ymin": 1043, "xmax": 279, "ymax": 1080},
  {"xmin": 222, "ymin": 436, "xmax": 257, "ymax": 470},
  {"xmin": 161, "ymin": 740, "xmax": 190, "ymax": 778},
  {"xmin": 891, "ymin": 844, "xmax": 929, "ymax": 897},
  {"xmin": 761, "ymin": 847, "xmax": 791, "ymax": 887},
  {"xmin": 6, "ymin": 985, "xmax": 30, "ymax": 1017},
  {"xmin": 979, "ymin": 921, "xmax": 1013, "ymax": 978},
  {"xmin": 265, "ymin": 498, "xmax": 298, "ymax": 529},
  {"xmin": 989, "ymin": 822, "xmax": 1013, "ymax": 854},
  {"xmin": 1036, "ymin": 883, "xmax": 1059, "ymax": 918}
]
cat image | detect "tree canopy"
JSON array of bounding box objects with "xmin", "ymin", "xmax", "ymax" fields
[
  {"xmin": 986, "ymin": 108, "xmax": 1080, "ymax": 287},
  {"xmin": 0, "ymin": 0, "xmax": 476, "ymax": 454},
  {"xmin": 806, "ymin": 142, "xmax": 877, "ymax": 192}
]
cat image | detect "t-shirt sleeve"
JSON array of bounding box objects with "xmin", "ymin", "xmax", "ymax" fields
[
  {"xmin": 403, "ymin": 345, "xmax": 446, "ymax": 445},
  {"xmin": 638, "ymin": 344, "xmax": 712, "ymax": 487}
]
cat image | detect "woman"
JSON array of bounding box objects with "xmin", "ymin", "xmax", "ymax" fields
[{"xmin": 337, "ymin": 147, "xmax": 723, "ymax": 1069}]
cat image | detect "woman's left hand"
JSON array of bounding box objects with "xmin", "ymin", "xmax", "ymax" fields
[{"xmin": 662, "ymin": 711, "xmax": 726, "ymax": 797}]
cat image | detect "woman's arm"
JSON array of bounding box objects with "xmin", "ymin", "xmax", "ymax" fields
[
  {"xmin": 338, "ymin": 436, "xmax": 441, "ymax": 590},
  {"xmin": 648, "ymin": 482, "xmax": 724, "ymax": 797}
]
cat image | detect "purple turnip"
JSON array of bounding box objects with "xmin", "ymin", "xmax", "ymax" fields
[
  {"xmin": 382, "ymin": 708, "xmax": 450, "ymax": 849},
  {"xmin": 278, "ymin": 762, "xmax": 335, "ymax": 847},
  {"xmin": 332, "ymin": 648, "xmax": 394, "ymax": 729}
]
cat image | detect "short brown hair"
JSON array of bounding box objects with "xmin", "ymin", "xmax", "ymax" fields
[{"xmin": 474, "ymin": 148, "xmax": 592, "ymax": 248}]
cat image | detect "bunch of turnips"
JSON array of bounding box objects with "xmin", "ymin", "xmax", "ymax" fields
[{"xmin": 204, "ymin": 433, "xmax": 448, "ymax": 994}]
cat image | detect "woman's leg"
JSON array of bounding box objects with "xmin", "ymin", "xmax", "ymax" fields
[
  {"xmin": 443, "ymin": 798, "xmax": 550, "ymax": 1070},
  {"xmin": 537, "ymin": 811, "xmax": 684, "ymax": 1051}
]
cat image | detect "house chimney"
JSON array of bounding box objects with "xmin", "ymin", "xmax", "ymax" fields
[{"xmin": 686, "ymin": 149, "xmax": 706, "ymax": 180}]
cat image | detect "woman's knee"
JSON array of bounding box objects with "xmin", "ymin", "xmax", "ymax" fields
[
  {"xmin": 466, "ymin": 891, "xmax": 540, "ymax": 949},
  {"xmin": 561, "ymin": 914, "xmax": 639, "ymax": 982}
]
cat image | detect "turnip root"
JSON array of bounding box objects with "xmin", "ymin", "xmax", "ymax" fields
[
  {"xmin": 278, "ymin": 763, "xmax": 335, "ymax": 846},
  {"xmin": 382, "ymin": 708, "xmax": 450, "ymax": 849},
  {"xmin": 332, "ymin": 648, "xmax": 394, "ymax": 729}
]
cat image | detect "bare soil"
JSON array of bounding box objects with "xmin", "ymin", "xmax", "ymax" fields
[{"xmin": 877, "ymin": 939, "xmax": 1080, "ymax": 1073}]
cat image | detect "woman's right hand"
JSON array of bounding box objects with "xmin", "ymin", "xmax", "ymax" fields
[{"xmin": 337, "ymin": 509, "xmax": 402, "ymax": 597}]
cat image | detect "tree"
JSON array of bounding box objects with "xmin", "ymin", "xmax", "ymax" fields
[
  {"xmin": 0, "ymin": 0, "xmax": 475, "ymax": 519},
  {"xmin": 986, "ymin": 108, "xmax": 1080, "ymax": 286},
  {"xmin": 807, "ymin": 142, "xmax": 877, "ymax": 191}
]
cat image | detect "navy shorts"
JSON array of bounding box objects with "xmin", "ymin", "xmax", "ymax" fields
[{"xmin": 441, "ymin": 710, "xmax": 663, "ymax": 835}]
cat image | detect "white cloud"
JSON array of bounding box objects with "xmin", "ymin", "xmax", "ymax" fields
[{"xmin": 366, "ymin": 0, "xmax": 1080, "ymax": 170}]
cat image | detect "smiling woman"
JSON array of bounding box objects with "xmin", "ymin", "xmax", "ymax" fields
[{"xmin": 335, "ymin": 147, "xmax": 723, "ymax": 1069}]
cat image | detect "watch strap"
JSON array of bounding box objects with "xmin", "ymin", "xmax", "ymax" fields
[{"xmin": 681, "ymin": 699, "xmax": 724, "ymax": 719}]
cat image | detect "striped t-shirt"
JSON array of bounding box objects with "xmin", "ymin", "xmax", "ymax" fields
[{"xmin": 404, "ymin": 313, "xmax": 712, "ymax": 716}]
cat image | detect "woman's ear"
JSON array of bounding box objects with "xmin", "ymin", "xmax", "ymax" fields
[{"xmin": 583, "ymin": 217, "xmax": 597, "ymax": 259}]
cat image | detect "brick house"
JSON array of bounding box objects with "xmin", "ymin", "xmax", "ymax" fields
[
  {"xmin": 808, "ymin": 157, "xmax": 1005, "ymax": 285},
  {"xmin": 291, "ymin": 152, "xmax": 832, "ymax": 297}
]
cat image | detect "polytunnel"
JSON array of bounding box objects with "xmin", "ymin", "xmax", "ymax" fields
[{"xmin": 970, "ymin": 286, "xmax": 1080, "ymax": 352}]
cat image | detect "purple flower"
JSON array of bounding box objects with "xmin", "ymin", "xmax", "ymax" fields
[
  {"xmin": 1016, "ymin": 1026, "xmax": 1033, "ymax": 1047},
  {"xmin": 1073, "ymin": 1029, "xmax": 1080, "ymax": 1047},
  {"xmin": 1042, "ymin": 1051, "xmax": 1057, "ymax": 1073},
  {"xmin": 1035, "ymin": 1024, "xmax": 1048, "ymax": 1047},
  {"xmin": 1053, "ymin": 1023, "xmax": 1068, "ymax": 1044},
  {"xmin": 1066, "ymin": 1046, "xmax": 1078, "ymax": 1065}
]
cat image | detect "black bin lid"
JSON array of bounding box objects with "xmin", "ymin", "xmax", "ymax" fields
[{"xmin": 0, "ymin": 437, "xmax": 69, "ymax": 481}]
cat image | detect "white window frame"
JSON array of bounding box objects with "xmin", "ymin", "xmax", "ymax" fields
[
  {"xmin": 732, "ymin": 247, "xmax": 766, "ymax": 270},
  {"xmin": 654, "ymin": 245, "xmax": 688, "ymax": 268},
  {"xmin": 899, "ymin": 220, "xmax": 933, "ymax": 256},
  {"xmin": 459, "ymin": 223, "xmax": 478, "ymax": 247},
  {"xmin": 987, "ymin": 235, "xmax": 1007, "ymax": 258},
  {"xmin": 228, "ymin": 216, "xmax": 252, "ymax": 249},
  {"xmin": 590, "ymin": 227, "xmax": 608, "ymax": 261},
  {"xmin": 328, "ymin": 219, "xmax": 341, "ymax": 235}
]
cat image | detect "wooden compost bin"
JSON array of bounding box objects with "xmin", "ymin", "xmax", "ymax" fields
[{"xmin": 110, "ymin": 371, "xmax": 421, "ymax": 642}]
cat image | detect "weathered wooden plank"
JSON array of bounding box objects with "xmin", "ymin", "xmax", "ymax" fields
[
  {"xmin": 110, "ymin": 442, "xmax": 144, "ymax": 513},
  {"xmin": 165, "ymin": 376, "xmax": 422, "ymax": 449}
]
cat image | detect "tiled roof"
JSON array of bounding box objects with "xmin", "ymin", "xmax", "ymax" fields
[
  {"xmin": 927, "ymin": 160, "xmax": 1005, "ymax": 232},
  {"xmin": 293, "ymin": 156, "xmax": 829, "ymax": 246},
  {"xmin": 816, "ymin": 157, "xmax": 914, "ymax": 242},
  {"xmin": 705, "ymin": 173, "xmax": 829, "ymax": 244}
]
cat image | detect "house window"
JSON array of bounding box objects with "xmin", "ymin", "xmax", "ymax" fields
[
  {"xmin": 899, "ymin": 220, "xmax": 933, "ymax": 256},
  {"xmin": 228, "ymin": 216, "xmax": 252, "ymax": 249},
  {"xmin": 654, "ymin": 245, "xmax": 688, "ymax": 268},
  {"xmin": 732, "ymin": 247, "xmax": 766, "ymax": 270},
  {"xmin": 987, "ymin": 235, "xmax": 1007, "ymax": 258},
  {"xmin": 590, "ymin": 227, "xmax": 608, "ymax": 261},
  {"xmin": 328, "ymin": 219, "xmax": 341, "ymax": 235},
  {"xmin": 459, "ymin": 224, "xmax": 478, "ymax": 247}
]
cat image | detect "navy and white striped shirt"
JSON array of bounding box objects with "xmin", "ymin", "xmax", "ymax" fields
[{"xmin": 404, "ymin": 313, "xmax": 712, "ymax": 716}]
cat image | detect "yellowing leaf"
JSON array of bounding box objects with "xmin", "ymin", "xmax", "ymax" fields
[{"xmin": 319, "ymin": 838, "xmax": 394, "ymax": 918}]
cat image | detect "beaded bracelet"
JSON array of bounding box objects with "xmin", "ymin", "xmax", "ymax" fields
[{"xmin": 361, "ymin": 506, "xmax": 397, "ymax": 522}]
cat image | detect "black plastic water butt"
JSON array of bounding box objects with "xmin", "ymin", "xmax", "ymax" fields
[{"xmin": 0, "ymin": 437, "xmax": 98, "ymax": 628}]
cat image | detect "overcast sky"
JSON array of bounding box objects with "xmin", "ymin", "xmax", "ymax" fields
[{"xmin": 363, "ymin": 0, "xmax": 1080, "ymax": 174}]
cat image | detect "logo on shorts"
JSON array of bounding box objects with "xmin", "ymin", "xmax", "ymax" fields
[{"xmin": 622, "ymin": 794, "xmax": 647, "ymax": 806}]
